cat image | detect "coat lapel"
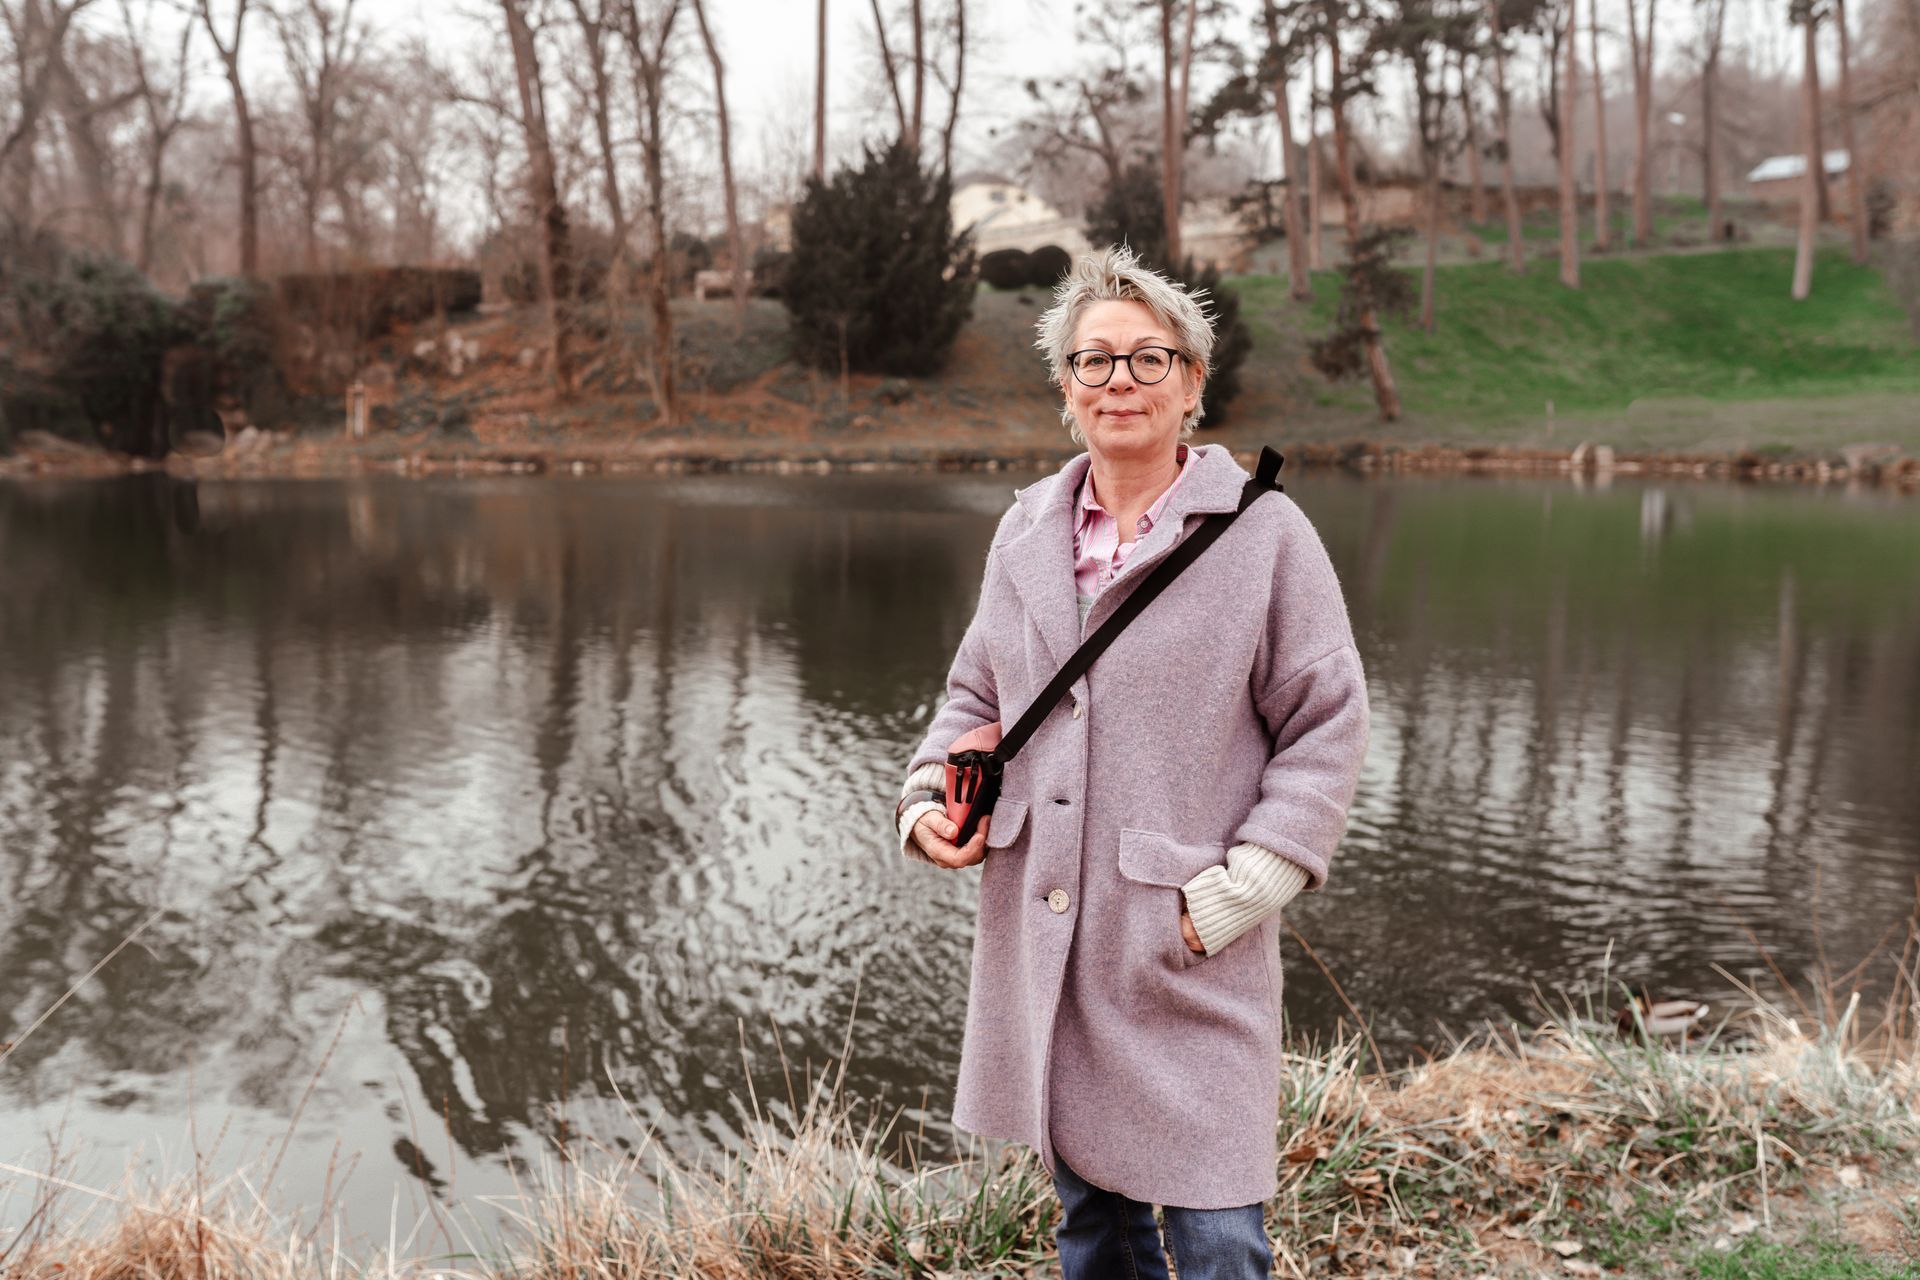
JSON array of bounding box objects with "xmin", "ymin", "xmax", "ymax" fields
[
  {"xmin": 1000, "ymin": 453, "xmax": 1090, "ymax": 673},
  {"xmin": 1081, "ymin": 443, "xmax": 1251, "ymax": 635}
]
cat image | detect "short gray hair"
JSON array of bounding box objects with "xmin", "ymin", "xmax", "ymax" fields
[{"xmin": 1034, "ymin": 244, "xmax": 1217, "ymax": 442}]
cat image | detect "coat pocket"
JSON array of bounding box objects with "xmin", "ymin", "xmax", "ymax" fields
[
  {"xmin": 1118, "ymin": 829, "xmax": 1228, "ymax": 970},
  {"xmin": 984, "ymin": 798, "xmax": 1029, "ymax": 850},
  {"xmin": 1117, "ymin": 828, "xmax": 1226, "ymax": 888}
]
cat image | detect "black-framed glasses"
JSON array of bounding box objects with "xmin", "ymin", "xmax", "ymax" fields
[{"xmin": 1065, "ymin": 345, "xmax": 1181, "ymax": 387}]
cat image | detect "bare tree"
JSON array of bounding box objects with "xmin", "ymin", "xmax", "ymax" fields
[
  {"xmin": 565, "ymin": 0, "xmax": 629, "ymax": 251},
  {"xmin": 813, "ymin": 0, "xmax": 826, "ymax": 179},
  {"xmin": 1453, "ymin": 46, "xmax": 1489, "ymax": 223},
  {"xmin": 618, "ymin": 0, "xmax": 682, "ymax": 424},
  {"xmin": 1485, "ymin": 0, "xmax": 1529, "ymax": 270},
  {"xmin": 1791, "ymin": 0, "xmax": 1820, "ymax": 299},
  {"xmin": 1018, "ymin": 62, "xmax": 1152, "ymax": 190},
  {"xmin": 1832, "ymin": 0, "xmax": 1868, "ymax": 260},
  {"xmin": 271, "ymin": 0, "xmax": 369, "ymax": 269},
  {"xmin": 1325, "ymin": 1, "xmax": 1401, "ymax": 418},
  {"xmin": 1696, "ymin": 0, "xmax": 1728, "ymax": 241},
  {"xmin": 120, "ymin": 0, "xmax": 193, "ymax": 274},
  {"xmin": 46, "ymin": 14, "xmax": 131, "ymax": 254},
  {"xmin": 868, "ymin": 0, "xmax": 909, "ymax": 137},
  {"xmin": 502, "ymin": 0, "xmax": 576, "ymax": 393},
  {"xmin": 690, "ymin": 0, "xmax": 746, "ymax": 325},
  {"xmin": 1623, "ymin": 0, "xmax": 1655, "ymax": 243},
  {"xmin": 1261, "ymin": 0, "xmax": 1311, "ymax": 298},
  {"xmin": 1589, "ymin": 0, "xmax": 1610, "ymax": 248},
  {"xmin": 196, "ymin": 0, "xmax": 259, "ymax": 275},
  {"xmin": 1160, "ymin": 0, "xmax": 1198, "ymax": 265},
  {"xmin": 1559, "ymin": 0, "xmax": 1580, "ymax": 285},
  {"xmin": 939, "ymin": 0, "xmax": 965, "ymax": 175},
  {"xmin": 910, "ymin": 0, "xmax": 925, "ymax": 148},
  {"xmin": 1, "ymin": 0, "xmax": 100, "ymax": 227},
  {"xmin": 1308, "ymin": 35, "xmax": 1324, "ymax": 267}
]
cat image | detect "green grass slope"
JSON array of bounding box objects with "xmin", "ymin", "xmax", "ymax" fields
[{"xmin": 1224, "ymin": 246, "xmax": 1920, "ymax": 451}]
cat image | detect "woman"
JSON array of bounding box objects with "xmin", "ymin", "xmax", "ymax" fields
[{"xmin": 892, "ymin": 245, "xmax": 1370, "ymax": 1280}]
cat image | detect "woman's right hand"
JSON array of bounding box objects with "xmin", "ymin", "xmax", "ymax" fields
[{"xmin": 912, "ymin": 812, "xmax": 991, "ymax": 869}]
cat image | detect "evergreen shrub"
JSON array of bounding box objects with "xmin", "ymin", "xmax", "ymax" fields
[
  {"xmin": 1084, "ymin": 163, "xmax": 1252, "ymax": 428},
  {"xmin": 782, "ymin": 141, "xmax": 976, "ymax": 377},
  {"xmin": 979, "ymin": 249, "xmax": 1031, "ymax": 290},
  {"xmin": 1027, "ymin": 244, "xmax": 1072, "ymax": 288}
]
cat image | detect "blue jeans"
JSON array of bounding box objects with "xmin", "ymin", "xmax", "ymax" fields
[{"xmin": 1050, "ymin": 1151, "xmax": 1273, "ymax": 1280}]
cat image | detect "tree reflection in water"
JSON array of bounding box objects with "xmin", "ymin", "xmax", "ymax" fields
[{"xmin": 1, "ymin": 470, "xmax": 1916, "ymax": 1232}]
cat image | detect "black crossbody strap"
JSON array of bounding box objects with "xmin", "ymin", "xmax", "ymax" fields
[{"xmin": 994, "ymin": 445, "xmax": 1285, "ymax": 765}]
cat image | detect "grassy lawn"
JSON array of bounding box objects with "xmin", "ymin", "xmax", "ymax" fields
[{"xmin": 1228, "ymin": 245, "xmax": 1920, "ymax": 449}]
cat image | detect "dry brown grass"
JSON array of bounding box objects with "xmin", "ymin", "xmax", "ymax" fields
[{"xmin": 6, "ymin": 918, "xmax": 1920, "ymax": 1278}]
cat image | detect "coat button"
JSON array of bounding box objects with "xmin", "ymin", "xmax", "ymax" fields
[
  {"xmin": 1071, "ymin": 700, "xmax": 1083, "ymax": 719},
  {"xmin": 1047, "ymin": 888, "xmax": 1070, "ymax": 914}
]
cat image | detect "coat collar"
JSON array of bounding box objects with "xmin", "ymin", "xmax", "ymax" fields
[{"xmin": 1001, "ymin": 444, "xmax": 1251, "ymax": 672}]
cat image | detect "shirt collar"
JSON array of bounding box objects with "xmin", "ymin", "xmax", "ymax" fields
[{"xmin": 1077, "ymin": 442, "xmax": 1193, "ymax": 531}]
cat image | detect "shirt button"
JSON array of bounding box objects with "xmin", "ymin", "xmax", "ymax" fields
[
  {"xmin": 1047, "ymin": 889, "xmax": 1070, "ymax": 914},
  {"xmin": 1137, "ymin": 516, "xmax": 1151, "ymax": 533}
]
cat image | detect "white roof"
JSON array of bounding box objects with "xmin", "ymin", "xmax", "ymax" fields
[{"xmin": 1746, "ymin": 149, "xmax": 1849, "ymax": 183}]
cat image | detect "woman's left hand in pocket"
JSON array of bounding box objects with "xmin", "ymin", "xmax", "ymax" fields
[{"xmin": 1179, "ymin": 908, "xmax": 1205, "ymax": 954}]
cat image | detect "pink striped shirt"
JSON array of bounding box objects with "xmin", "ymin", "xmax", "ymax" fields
[{"xmin": 1072, "ymin": 442, "xmax": 1194, "ymax": 598}]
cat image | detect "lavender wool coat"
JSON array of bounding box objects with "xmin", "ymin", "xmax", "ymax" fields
[{"xmin": 906, "ymin": 443, "xmax": 1371, "ymax": 1210}]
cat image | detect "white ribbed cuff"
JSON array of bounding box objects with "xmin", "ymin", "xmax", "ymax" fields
[
  {"xmin": 898, "ymin": 762, "xmax": 949, "ymax": 863},
  {"xmin": 1180, "ymin": 842, "xmax": 1311, "ymax": 956}
]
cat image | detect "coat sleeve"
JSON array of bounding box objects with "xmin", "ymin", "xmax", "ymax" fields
[
  {"xmin": 1230, "ymin": 501, "xmax": 1371, "ymax": 893},
  {"xmin": 905, "ymin": 544, "xmax": 1004, "ymax": 776}
]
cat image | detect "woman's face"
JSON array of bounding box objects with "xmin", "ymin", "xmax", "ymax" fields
[{"xmin": 1064, "ymin": 298, "xmax": 1201, "ymax": 463}]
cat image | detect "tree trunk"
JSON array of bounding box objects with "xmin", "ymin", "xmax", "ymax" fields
[
  {"xmin": 1262, "ymin": 0, "xmax": 1310, "ymax": 299},
  {"xmin": 1808, "ymin": 18, "xmax": 1831, "ymax": 220},
  {"xmin": 1833, "ymin": 0, "xmax": 1869, "ymax": 260},
  {"xmin": 813, "ymin": 0, "xmax": 827, "ymax": 180},
  {"xmin": 1160, "ymin": 0, "xmax": 1198, "ymax": 266},
  {"xmin": 1588, "ymin": 0, "xmax": 1609, "ymax": 250},
  {"xmin": 1702, "ymin": 0, "xmax": 1724, "ymax": 243},
  {"xmin": 198, "ymin": 0, "xmax": 259, "ymax": 277},
  {"xmin": 867, "ymin": 0, "xmax": 908, "ymax": 139},
  {"xmin": 940, "ymin": 0, "xmax": 965, "ymax": 177},
  {"xmin": 1457, "ymin": 48, "xmax": 1487, "ymax": 225},
  {"xmin": 691, "ymin": 0, "xmax": 747, "ymax": 328},
  {"xmin": 1485, "ymin": 0, "xmax": 1527, "ymax": 272},
  {"xmin": 49, "ymin": 56, "xmax": 123, "ymax": 255},
  {"xmin": 1626, "ymin": 0, "xmax": 1654, "ymax": 245},
  {"xmin": 1307, "ymin": 38, "xmax": 1324, "ymax": 270},
  {"xmin": 1559, "ymin": 0, "xmax": 1581, "ymax": 287},
  {"xmin": 502, "ymin": 0, "xmax": 575, "ymax": 394},
  {"xmin": 1792, "ymin": 12, "xmax": 1819, "ymax": 300},
  {"xmin": 909, "ymin": 0, "xmax": 924, "ymax": 151},
  {"xmin": 622, "ymin": 0, "xmax": 682, "ymax": 425},
  {"xmin": 1421, "ymin": 159, "xmax": 1440, "ymax": 330},
  {"xmin": 1329, "ymin": 25, "xmax": 1401, "ymax": 420}
]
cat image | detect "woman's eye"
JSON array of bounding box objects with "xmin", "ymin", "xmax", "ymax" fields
[
  {"xmin": 1136, "ymin": 351, "xmax": 1168, "ymax": 372},
  {"xmin": 1078, "ymin": 354, "xmax": 1111, "ymax": 371}
]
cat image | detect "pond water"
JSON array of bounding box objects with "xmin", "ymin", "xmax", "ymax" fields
[{"xmin": 2, "ymin": 468, "xmax": 1917, "ymax": 1238}]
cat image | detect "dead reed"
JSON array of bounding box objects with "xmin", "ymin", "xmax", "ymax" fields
[{"xmin": 5, "ymin": 897, "xmax": 1919, "ymax": 1278}]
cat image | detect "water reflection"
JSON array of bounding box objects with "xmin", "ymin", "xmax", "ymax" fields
[{"xmin": 1, "ymin": 471, "xmax": 1916, "ymax": 1233}]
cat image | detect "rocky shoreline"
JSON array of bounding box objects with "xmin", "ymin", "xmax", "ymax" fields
[{"xmin": 5, "ymin": 429, "xmax": 1918, "ymax": 491}]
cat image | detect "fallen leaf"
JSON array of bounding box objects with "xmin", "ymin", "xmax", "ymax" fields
[
  {"xmin": 1563, "ymin": 1261, "xmax": 1603, "ymax": 1277},
  {"xmin": 1726, "ymin": 1213, "xmax": 1759, "ymax": 1238},
  {"xmin": 1548, "ymin": 1239, "xmax": 1584, "ymax": 1257},
  {"xmin": 1837, "ymin": 1165, "xmax": 1864, "ymax": 1188}
]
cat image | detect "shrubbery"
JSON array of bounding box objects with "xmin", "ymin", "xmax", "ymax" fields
[
  {"xmin": 1085, "ymin": 163, "xmax": 1253, "ymax": 429},
  {"xmin": 0, "ymin": 226, "xmax": 301, "ymax": 456},
  {"xmin": 1, "ymin": 229, "xmax": 181, "ymax": 456},
  {"xmin": 782, "ymin": 141, "xmax": 975, "ymax": 377},
  {"xmin": 978, "ymin": 245, "xmax": 1074, "ymax": 291},
  {"xmin": 278, "ymin": 267, "xmax": 481, "ymax": 339}
]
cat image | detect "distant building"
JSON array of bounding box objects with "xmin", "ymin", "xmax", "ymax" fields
[
  {"xmin": 950, "ymin": 177, "xmax": 1091, "ymax": 257},
  {"xmin": 1746, "ymin": 150, "xmax": 1851, "ymax": 215}
]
